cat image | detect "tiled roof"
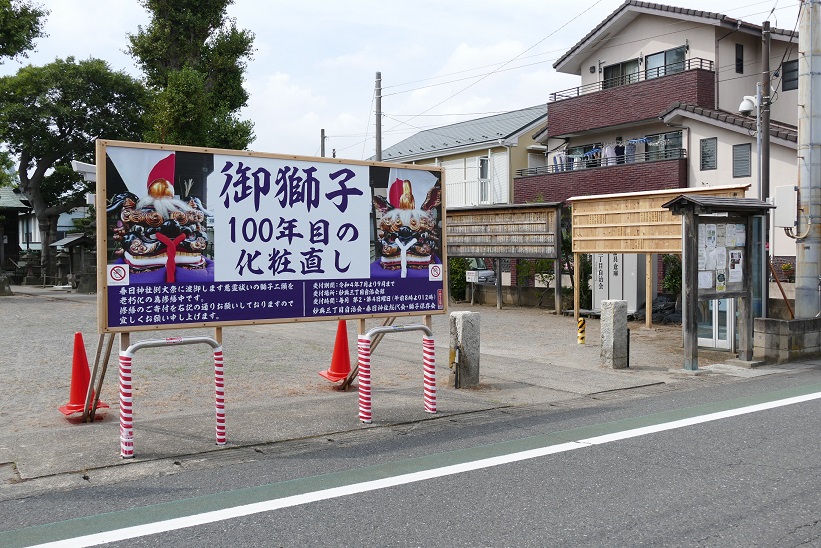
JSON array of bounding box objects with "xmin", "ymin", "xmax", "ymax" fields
[
  {"xmin": 554, "ymin": 0, "xmax": 798, "ymax": 72},
  {"xmin": 660, "ymin": 102, "xmax": 798, "ymax": 142},
  {"xmin": 662, "ymin": 194, "xmax": 774, "ymax": 215},
  {"xmin": 0, "ymin": 186, "xmax": 30, "ymax": 210},
  {"xmin": 380, "ymin": 105, "xmax": 547, "ymax": 161}
]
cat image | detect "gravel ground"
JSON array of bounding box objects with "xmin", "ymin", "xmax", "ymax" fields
[{"xmin": 1, "ymin": 286, "xmax": 731, "ymax": 434}]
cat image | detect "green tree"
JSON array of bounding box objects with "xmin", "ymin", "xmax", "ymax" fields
[
  {"xmin": 127, "ymin": 0, "xmax": 255, "ymax": 149},
  {"xmin": 0, "ymin": 57, "xmax": 148, "ymax": 277},
  {"xmin": 0, "ymin": 151, "xmax": 15, "ymax": 186},
  {"xmin": 0, "ymin": 0, "xmax": 48, "ymax": 62}
]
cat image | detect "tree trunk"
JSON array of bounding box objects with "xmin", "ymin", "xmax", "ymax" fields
[
  {"xmin": 0, "ymin": 223, "xmax": 5, "ymax": 271},
  {"xmin": 37, "ymin": 214, "xmax": 59, "ymax": 282}
]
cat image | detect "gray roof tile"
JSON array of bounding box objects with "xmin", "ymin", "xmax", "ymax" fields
[
  {"xmin": 381, "ymin": 105, "xmax": 546, "ymax": 161},
  {"xmin": 0, "ymin": 187, "xmax": 29, "ymax": 210},
  {"xmin": 660, "ymin": 102, "xmax": 797, "ymax": 142}
]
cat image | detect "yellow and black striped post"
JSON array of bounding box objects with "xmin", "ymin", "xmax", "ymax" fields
[{"xmin": 577, "ymin": 317, "xmax": 586, "ymax": 345}]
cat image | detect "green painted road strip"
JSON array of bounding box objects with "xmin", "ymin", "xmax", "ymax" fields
[{"xmin": 5, "ymin": 382, "xmax": 821, "ymax": 547}]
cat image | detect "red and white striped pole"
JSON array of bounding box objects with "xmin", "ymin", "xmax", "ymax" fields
[
  {"xmin": 422, "ymin": 336, "xmax": 437, "ymax": 414},
  {"xmin": 119, "ymin": 351, "xmax": 134, "ymax": 458},
  {"xmin": 358, "ymin": 335, "xmax": 372, "ymax": 423},
  {"xmin": 214, "ymin": 346, "xmax": 226, "ymax": 445}
]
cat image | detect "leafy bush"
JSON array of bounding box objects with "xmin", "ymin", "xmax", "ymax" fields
[
  {"xmin": 448, "ymin": 257, "xmax": 468, "ymax": 300},
  {"xmin": 661, "ymin": 254, "xmax": 682, "ymax": 296}
]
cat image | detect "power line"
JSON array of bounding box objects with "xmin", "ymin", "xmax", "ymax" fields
[
  {"xmin": 360, "ymin": 87, "xmax": 376, "ymax": 160},
  {"xmin": 379, "ymin": 1, "xmax": 800, "ymax": 99},
  {"xmin": 347, "ymin": 1, "xmax": 801, "ymax": 157},
  {"xmin": 383, "ymin": 0, "xmax": 606, "ymax": 136},
  {"xmin": 381, "ymin": 0, "xmax": 791, "ymax": 93}
]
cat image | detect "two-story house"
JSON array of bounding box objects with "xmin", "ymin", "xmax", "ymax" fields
[
  {"xmin": 380, "ymin": 105, "xmax": 549, "ymax": 292},
  {"xmin": 381, "ymin": 105, "xmax": 547, "ymax": 208},
  {"xmin": 514, "ymin": 1, "xmax": 800, "ymax": 346},
  {"xmin": 515, "ymin": 0, "xmax": 798, "ymax": 261}
]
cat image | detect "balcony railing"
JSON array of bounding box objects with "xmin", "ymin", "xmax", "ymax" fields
[
  {"xmin": 515, "ymin": 148, "xmax": 687, "ymax": 177},
  {"xmin": 446, "ymin": 178, "xmax": 494, "ymax": 208},
  {"xmin": 548, "ymin": 58, "xmax": 714, "ymax": 103}
]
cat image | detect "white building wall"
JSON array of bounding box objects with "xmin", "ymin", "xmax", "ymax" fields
[
  {"xmin": 686, "ymin": 119, "xmax": 796, "ymax": 256},
  {"xmin": 490, "ymin": 151, "xmax": 508, "ymax": 203},
  {"xmin": 578, "ymin": 14, "xmax": 714, "ymax": 88},
  {"xmin": 716, "ymin": 33, "xmax": 798, "ymax": 126}
]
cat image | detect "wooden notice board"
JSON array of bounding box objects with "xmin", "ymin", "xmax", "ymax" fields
[
  {"xmin": 568, "ymin": 184, "xmax": 750, "ymax": 254},
  {"xmin": 567, "ymin": 184, "xmax": 750, "ymax": 326}
]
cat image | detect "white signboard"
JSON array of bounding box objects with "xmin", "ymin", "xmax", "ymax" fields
[{"xmin": 97, "ymin": 141, "xmax": 446, "ymax": 332}]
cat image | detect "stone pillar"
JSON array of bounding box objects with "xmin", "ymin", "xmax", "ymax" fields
[
  {"xmin": 449, "ymin": 311, "xmax": 480, "ymax": 388},
  {"xmin": 0, "ymin": 274, "xmax": 11, "ymax": 296},
  {"xmin": 601, "ymin": 299, "xmax": 628, "ymax": 369}
]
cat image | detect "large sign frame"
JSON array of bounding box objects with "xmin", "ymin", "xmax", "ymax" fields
[
  {"xmin": 446, "ymin": 203, "xmax": 561, "ymax": 259},
  {"xmin": 96, "ymin": 140, "xmax": 446, "ymax": 333},
  {"xmin": 569, "ymin": 184, "xmax": 750, "ymax": 254}
]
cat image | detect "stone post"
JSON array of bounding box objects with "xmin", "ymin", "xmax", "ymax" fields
[
  {"xmin": 449, "ymin": 311, "xmax": 480, "ymax": 388},
  {"xmin": 0, "ymin": 274, "xmax": 11, "ymax": 296},
  {"xmin": 601, "ymin": 300, "xmax": 628, "ymax": 369}
]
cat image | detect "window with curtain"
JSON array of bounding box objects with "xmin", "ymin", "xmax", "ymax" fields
[
  {"xmin": 645, "ymin": 131, "xmax": 683, "ymax": 160},
  {"xmin": 645, "ymin": 46, "xmax": 686, "ymax": 79},
  {"xmin": 602, "ymin": 59, "xmax": 640, "ymax": 89}
]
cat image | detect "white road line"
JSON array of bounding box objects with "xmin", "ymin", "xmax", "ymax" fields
[{"xmin": 34, "ymin": 390, "xmax": 821, "ymax": 547}]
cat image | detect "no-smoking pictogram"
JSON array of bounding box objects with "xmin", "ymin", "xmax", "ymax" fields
[
  {"xmin": 108, "ymin": 264, "xmax": 130, "ymax": 286},
  {"xmin": 110, "ymin": 265, "xmax": 126, "ymax": 281}
]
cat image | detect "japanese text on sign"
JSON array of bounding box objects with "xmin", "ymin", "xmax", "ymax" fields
[{"xmin": 212, "ymin": 157, "xmax": 370, "ymax": 281}]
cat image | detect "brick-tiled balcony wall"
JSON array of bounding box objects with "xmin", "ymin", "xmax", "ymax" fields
[
  {"xmin": 514, "ymin": 157, "xmax": 688, "ymax": 204},
  {"xmin": 547, "ymin": 69, "xmax": 715, "ymax": 137}
]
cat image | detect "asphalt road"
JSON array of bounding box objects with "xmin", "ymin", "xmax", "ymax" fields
[{"xmin": 3, "ymin": 365, "xmax": 821, "ymax": 547}]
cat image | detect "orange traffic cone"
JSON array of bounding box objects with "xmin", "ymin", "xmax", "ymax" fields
[
  {"xmin": 319, "ymin": 321, "xmax": 352, "ymax": 382},
  {"xmin": 59, "ymin": 332, "xmax": 109, "ymax": 416}
]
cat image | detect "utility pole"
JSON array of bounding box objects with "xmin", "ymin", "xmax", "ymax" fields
[
  {"xmin": 321, "ymin": 128, "xmax": 325, "ymax": 157},
  {"xmin": 795, "ymin": 0, "xmax": 821, "ymax": 318},
  {"xmin": 762, "ymin": 20, "xmax": 771, "ymax": 317},
  {"xmin": 762, "ymin": 21, "xmax": 771, "ymax": 205},
  {"xmin": 375, "ymin": 71, "xmax": 382, "ymax": 162}
]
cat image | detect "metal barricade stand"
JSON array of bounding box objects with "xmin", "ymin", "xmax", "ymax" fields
[
  {"xmin": 356, "ymin": 322, "xmax": 437, "ymax": 424},
  {"xmin": 118, "ymin": 336, "xmax": 224, "ymax": 458}
]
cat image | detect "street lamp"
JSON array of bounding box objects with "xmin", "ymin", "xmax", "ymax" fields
[
  {"xmin": 738, "ymin": 84, "xmax": 763, "ymax": 199},
  {"xmin": 738, "ymin": 82, "xmax": 770, "ymax": 318}
]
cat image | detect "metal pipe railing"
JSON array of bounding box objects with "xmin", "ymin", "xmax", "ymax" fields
[
  {"xmin": 548, "ymin": 58, "xmax": 714, "ymax": 103},
  {"xmin": 516, "ymin": 148, "xmax": 687, "ymax": 177}
]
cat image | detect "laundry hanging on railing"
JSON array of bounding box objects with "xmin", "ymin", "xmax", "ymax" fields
[
  {"xmin": 553, "ymin": 152, "xmax": 569, "ymax": 172},
  {"xmin": 603, "ymin": 145, "xmax": 617, "ymax": 165}
]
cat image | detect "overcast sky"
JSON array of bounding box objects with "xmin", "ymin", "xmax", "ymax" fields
[{"xmin": 0, "ymin": 0, "xmax": 803, "ymax": 160}]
